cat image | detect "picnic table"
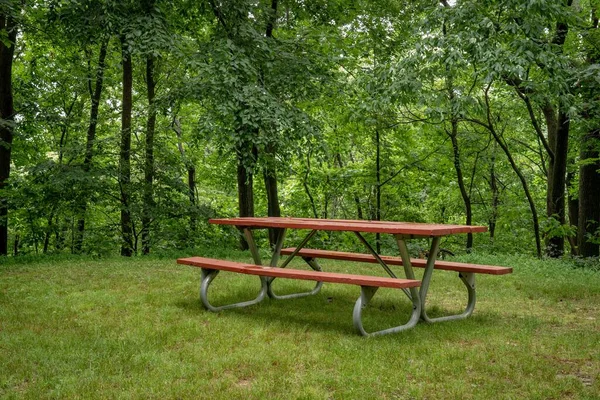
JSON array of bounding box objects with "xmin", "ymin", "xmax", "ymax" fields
[{"xmin": 178, "ymin": 217, "xmax": 512, "ymax": 336}]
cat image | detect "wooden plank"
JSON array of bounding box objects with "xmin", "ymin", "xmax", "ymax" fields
[
  {"xmin": 209, "ymin": 217, "xmax": 487, "ymax": 236},
  {"xmin": 177, "ymin": 257, "xmax": 421, "ymax": 289},
  {"xmin": 280, "ymin": 248, "xmax": 513, "ymax": 275}
]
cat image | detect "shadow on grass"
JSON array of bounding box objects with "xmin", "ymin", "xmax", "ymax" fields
[
  {"xmin": 172, "ymin": 291, "xmax": 509, "ymax": 337},
  {"xmin": 174, "ymin": 297, "xmax": 205, "ymax": 314}
]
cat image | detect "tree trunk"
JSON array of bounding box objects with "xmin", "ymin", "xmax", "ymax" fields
[
  {"xmin": 119, "ymin": 40, "xmax": 134, "ymax": 257},
  {"xmin": 0, "ymin": 11, "xmax": 17, "ymax": 256},
  {"xmin": 578, "ymin": 128, "xmax": 600, "ymax": 257},
  {"xmin": 237, "ymin": 141, "xmax": 256, "ymax": 250},
  {"xmin": 577, "ymin": 9, "xmax": 600, "ymax": 257},
  {"xmin": 375, "ymin": 129, "xmax": 381, "ymax": 253},
  {"xmin": 173, "ymin": 117, "xmax": 197, "ymax": 234},
  {"xmin": 494, "ymin": 130, "xmax": 542, "ymax": 257},
  {"xmin": 542, "ymin": 103, "xmax": 558, "ymax": 216},
  {"xmin": 546, "ymin": 111, "xmax": 569, "ymax": 257},
  {"xmin": 263, "ymin": 158, "xmax": 281, "ymax": 247},
  {"xmin": 489, "ymin": 153, "xmax": 499, "ymax": 242},
  {"xmin": 74, "ymin": 40, "xmax": 108, "ymax": 253},
  {"xmin": 566, "ymin": 169, "xmax": 579, "ymax": 255},
  {"xmin": 142, "ymin": 55, "xmax": 156, "ymax": 255},
  {"xmin": 263, "ymin": 0, "xmax": 281, "ymax": 248},
  {"xmin": 302, "ymin": 153, "xmax": 319, "ymax": 219},
  {"xmin": 449, "ymin": 120, "xmax": 473, "ymax": 251}
]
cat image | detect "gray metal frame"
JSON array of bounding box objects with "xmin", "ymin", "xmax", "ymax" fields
[
  {"xmin": 420, "ymin": 272, "xmax": 476, "ymax": 323},
  {"xmin": 352, "ymin": 285, "xmax": 422, "ymax": 336},
  {"xmin": 395, "ymin": 234, "xmax": 477, "ymax": 323},
  {"xmin": 258, "ymin": 228, "xmax": 324, "ymax": 300},
  {"xmin": 199, "ymin": 268, "xmax": 268, "ymax": 312}
]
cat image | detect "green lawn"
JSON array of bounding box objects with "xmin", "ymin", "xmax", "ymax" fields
[{"xmin": 1, "ymin": 252, "xmax": 599, "ymax": 399}]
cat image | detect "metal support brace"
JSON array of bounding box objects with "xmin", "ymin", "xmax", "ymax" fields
[
  {"xmin": 353, "ymin": 285, "xmax": 422, "ymax": 337},
  {"xmin": 199, "ymin": 268, "xmax": 268, "ymax": 312},
  {"xmin": 244, "ymin": 228, "xmax": 262, "ymax": 266},
  {"xmin": 395, "ymin": 237, "xmax": 421, "ymax": 302},
  {"xmin": 278, "ymin": 229, "xmax": 317, "ymax": 269},
  {"xmin": 268, "ymin": 229, "xmax": 323, "ymax": 300},
  {"xmin": 354, "ymin": 232, "xmax": 397, "ymax": 278}
]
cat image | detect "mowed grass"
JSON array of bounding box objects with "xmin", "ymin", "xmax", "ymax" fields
[{"xmin": 1, "ymin": 251, "xmax": 599, "ymax": 399}]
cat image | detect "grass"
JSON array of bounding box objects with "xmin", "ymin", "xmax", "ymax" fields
[{"xmin": 1, "ymin": 251, "xmax": 599, "ymax": 399}]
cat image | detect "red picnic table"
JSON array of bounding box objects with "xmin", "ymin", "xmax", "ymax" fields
[{"xmin": 178, "ymin": 217, "xmax": 511, "ymax": 336}]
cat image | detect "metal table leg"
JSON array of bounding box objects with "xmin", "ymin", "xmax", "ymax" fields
[
  {"xmin": 352, "ymin": 285, "xmax": 422, "ymax": 336},
  {"xmin": 199, "ymin": 268, "xmax": 268, "ymax": 312},
  {"xmin": 396, "ymin": 235, "xmax": 477, "ymax": 323}
]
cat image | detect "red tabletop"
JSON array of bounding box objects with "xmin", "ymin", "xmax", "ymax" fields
[{"xmin": 209, "ymin": 217, "xmax": 487, "ymax": 237}]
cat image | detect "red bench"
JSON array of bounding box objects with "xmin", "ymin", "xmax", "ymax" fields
[
  {"xmin": 279, "ymin": 247, "xmax": 512, "ymax": 324},
  {"xmin": 178, "ymin": 256, "xmax": 422, "ymax": 336},
  {"xmin": 280, "ymin": 248, "xmax": 513, "ymax": 275},
  {"xmin": 178, "ymin": 256, "xmax": 421, "ymax": 289}
]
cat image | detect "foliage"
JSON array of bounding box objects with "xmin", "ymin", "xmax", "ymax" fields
[{"xmin": 1, "ymin": 0, "xmax": 599, "ymax": 259}]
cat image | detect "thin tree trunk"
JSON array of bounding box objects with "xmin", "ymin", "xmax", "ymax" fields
[
  {"xmin": 119, "ymin": 39, "xmax": 134, "ymax": 257},
  {"xmin": 302, "ymin": 153, "xmax": 319, "ymax": 219},
  {"xmin": 566, "ymin": 170, "xmax": 578, "ymax": 255},
  {"xmin": 375, "ymin": 129, "xmax": 382, "ymax": 253},
  {"xmin": 489, "ymin": 150, "xmax": 500, "ymax": 242},
  {"xmin": 494, "ymin": 131, "xmax": 542, "ymax": 258},
  {"xmin": 262, "ymin": 0, "xmax": 281, "ymax": 248},
  {"xmin": 43, "ymin": 203, "xmax": 59, "ymax": 254},
  {"xmin": 237, "ymin": 142, "xmax": 256, "ymax": 250},
  {"xmin": 542, "ymin": 104, "xmax": 558, "ymax": 218},
  {"xmin": 448, "ymin": 120, "xmax": 473, "ymax": 251},
  {"xmin": 74, "ymin": 41, "xmax": 108, "ymax": 253},
  {"xmin": 0, "ymin": 11, "xmax": 17, "ymax": 256},
  {"xmin": 173, "ymin": 118, "xmax": 197, "ymax": 234},
  {"xmin": 13, "ymin": 233, "xmax": 19, "ymax": 256},
  {"xmin": 264, "ymin": 157, "xmax": 281, "ymax": 247},
  {"xmin": 142, "ymin": 55, "xmax": 156, "ymax": 255}
]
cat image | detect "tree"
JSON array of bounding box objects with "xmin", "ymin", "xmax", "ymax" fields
[
  {"xmin": 0, "ymin": 1, "xmax": 19, "ymax": 256},
  {"xmin": 577, "ymin": 5, "xmax": 600, "ymax": 257}
]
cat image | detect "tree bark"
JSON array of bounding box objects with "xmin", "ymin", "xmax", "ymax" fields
[
  {"xmin": 119, "ymin": 40, "xmax": 134, "ymax": 257},
  {"xmin": 262, "ymin": 0, "xmax": 281, "ymax": 248},
  {"xmin": 263, "ymin": 155, "xmax": 281, "ymax": 247},
  {"xmin": 173, "ymin": 118, "xmax": 197, "ymax": 234},
  {"xmin": 577, "ymin": 8, "xmax": 600, "ymax": 257},
  {"xmin": 488, "ymin": 149, "xmax": 500, "ymax": 242},
  {"xmin": 375, "ymin": 129, "xmax": 381, "ymax": 253},
  {"xmin": 302, "ymin": 152, "xmax": 319, "ymax": 219},
  {"xmin": 546, "ymin": 111, "xmax": 569, "ymax": 256},
  {"xmin": 237, "ymin": 142, "xmax": 256, "ymax": 250},
  {"xmin": 142, "ymin": 55, "xmax": 156, "ymax": 255},
  {"xmin": 566, "ymin": 169, "xmax": 579, "ymax": 255},
  {"xmin": 0, "ymin": 11, "xmax": 18, "ymax": 256},
  {"xmin": 74, "ymin": 40, "xmax": 108, "ymax": 253},
  {"xmin": 578, "ymin": 128, "xmax": 600, "ymax": 257},
  {"xmin": 449, "ymin": 120, "xmax": 473, "ymax": 251}
]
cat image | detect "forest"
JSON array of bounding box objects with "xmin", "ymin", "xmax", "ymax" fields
[{"xmin": 0, "ymin": 0, "xmax": 599, "ymax": 260}]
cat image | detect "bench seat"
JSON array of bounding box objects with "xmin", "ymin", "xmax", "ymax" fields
[
  {"xmin": 177, "ymin": 256, "xmax": 421, "ymax": 289},
  {"xmin": 178, "ymin": 256, "xmax": 424, "ymax": 336},
  {"xmin": 280, "ymin": 248, "xmax": 512, "ymax": 275}
]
